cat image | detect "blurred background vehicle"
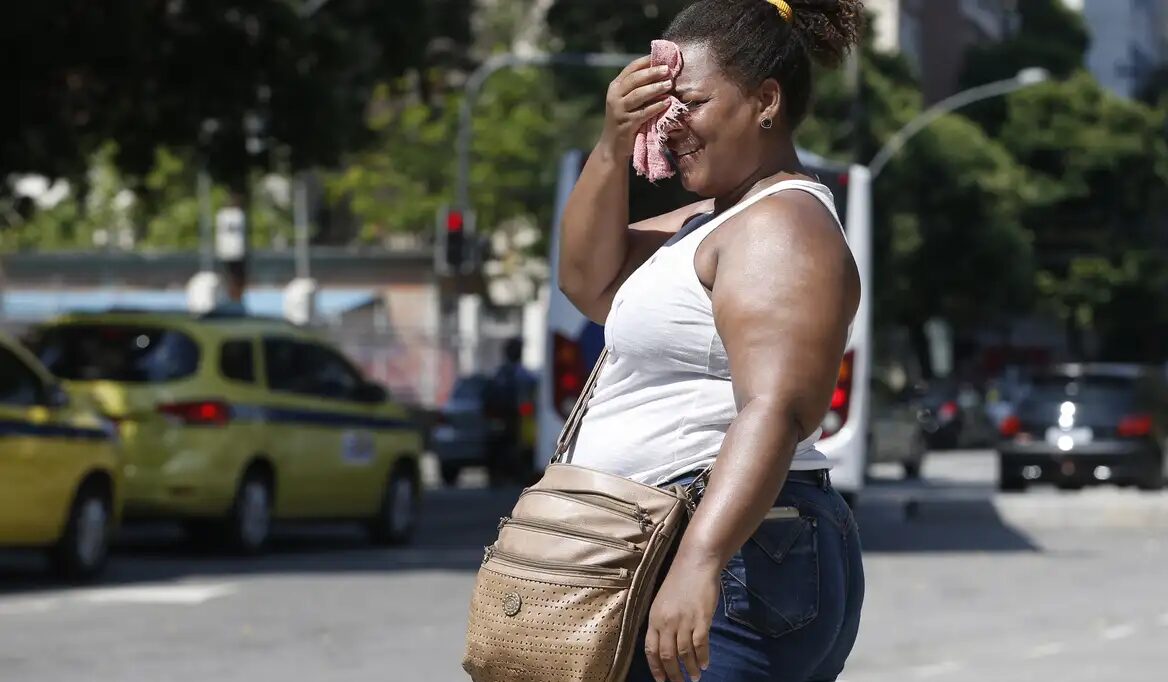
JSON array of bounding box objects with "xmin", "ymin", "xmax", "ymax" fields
[
  {"xmin": 0, "ymin": 332, "xmax": 122, "ymax": 581},
  {"xmin": 869, "ymin": 377, "xmax": 931, "ymax": 479},
  {"xmin": 22, "ymin": 309, "xmax": 423, "ymax": 553},
  {"xmin": 431, "ymin": 374, "xmax": 492, "ymax": 486},
  {"xmin": 996, "ymin": 363, "xmax": 1168, "ymax": 492}
]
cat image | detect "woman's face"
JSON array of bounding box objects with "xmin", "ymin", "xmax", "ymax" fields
[{"xmin": 666, "ymin": 43, "xmax": 774, "ymax": 197}]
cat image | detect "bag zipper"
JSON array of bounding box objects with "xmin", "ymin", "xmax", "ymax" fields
[
  {"xmin": 499, "ymin": 516, "xmax": 640, "ymax": 552},
  {"xmin": 522, "ymin": 489, "xmax": 652, "ymax": 532},
  {"xmin": 483, "ymin": 545, "xmax": 630, "ymax": 580}
]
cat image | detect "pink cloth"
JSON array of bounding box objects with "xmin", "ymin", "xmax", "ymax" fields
[{"xmin": 632, "ymin": 40, "xmax": 687, "ymax": 182}]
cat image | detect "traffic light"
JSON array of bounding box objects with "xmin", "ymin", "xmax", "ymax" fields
[
  {"xmin": 445, "ymin": 209, "xmax": 465, "ymax": 270},
  {"xmin": 436, "ymin": 206, "xmax": 475, "ymax": 274}
]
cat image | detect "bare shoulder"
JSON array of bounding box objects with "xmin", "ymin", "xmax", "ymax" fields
[
  {"xmin": 714, "ymin": 189, "xmax": 859, "ymax": 312},
  {"xmin": 727, "ymin": 191, "xmax": 855, "ymax": 280}
]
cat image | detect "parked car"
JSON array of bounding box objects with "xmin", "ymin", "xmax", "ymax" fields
[
  {"xmin": 0, "ymin": 332, "xmax": 122, "ymax": 580},
  {"xmin": 997, "ymin": 363, "xmax": 1168, "ymax": 492},
  {"xmin": 24, "ymin": 309, "xmax": 423, "ymax": 553},
  {"xmin": 431, "ymin": 370, "xmax": 538, "ymax": 487},
  {"xmin": 868, "ymin": 377, "xmax": 931, "ymax": 479},
  {"xmin": 431, "ymin": 375, "xmax": 492, "ymax": 486}
]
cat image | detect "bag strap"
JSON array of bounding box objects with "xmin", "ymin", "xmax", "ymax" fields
[
  {"xmin": 552, "ymin": 347, "xmax": 610, "ymax": 464},
  {"xmin": 550, "ymin": 348, "xmax": 716, "ymax": 499}
]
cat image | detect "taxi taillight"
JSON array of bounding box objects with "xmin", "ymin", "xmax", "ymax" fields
[{"xmin": 158, "ymin": 400, "xmax": 231, "ymax": 427}]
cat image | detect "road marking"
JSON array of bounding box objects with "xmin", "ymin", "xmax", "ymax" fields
[
  {"xmin": 912, "ymin": 661, "xmax": 963, "ymax": 678},
  {"xmin": 1024, "ymin": 642, "xmax": 1067, "ymax": 659},
  {"xmin": 76, "ymin": 582, "xmax": 238, "ymax": 606},
  {"xmin": 1101, "ymin": 624, "xmax": 1136, "ymax": 641}
]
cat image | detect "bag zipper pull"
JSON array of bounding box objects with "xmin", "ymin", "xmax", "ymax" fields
[{"xmin": 635, "ymin": 505, "xmax": 651, "ymax": 532}]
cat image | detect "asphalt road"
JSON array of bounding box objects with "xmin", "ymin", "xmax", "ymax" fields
[{"xmin": 2, "ymin": 450, "xmax": 1166, "ymax": 682}]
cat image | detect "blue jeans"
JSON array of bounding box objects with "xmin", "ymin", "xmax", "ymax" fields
[{"xmin": 627, "ymin": 472, "xmax": 865, "ymax": 682}]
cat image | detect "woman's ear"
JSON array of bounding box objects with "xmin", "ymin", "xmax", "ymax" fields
[{"xmin": 757, "ymin": 78, "xmax": 782, "ymax": 126}]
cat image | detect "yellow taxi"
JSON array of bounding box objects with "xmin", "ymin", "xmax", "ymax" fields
[
  {"xmin": 0, "ymin": 332, "xmax": 122, "ymax": 580},
  {"xmin": 23, "ymin": 310, "xmax": 424, "ymax": 554}
]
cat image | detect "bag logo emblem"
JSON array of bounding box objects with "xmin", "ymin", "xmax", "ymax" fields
[{"xmin": 503, "ymin": 592, "xmax": 522, "ymax": 617}]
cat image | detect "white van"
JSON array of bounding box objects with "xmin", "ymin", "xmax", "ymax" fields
[{"xmin": 538, "ymin": 149, "xmax": 872, "ymax": 504}]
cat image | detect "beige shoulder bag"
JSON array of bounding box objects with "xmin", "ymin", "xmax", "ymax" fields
[{"xmin": 462, "ymin": 348, "xmax": 709, "ymax": 681}]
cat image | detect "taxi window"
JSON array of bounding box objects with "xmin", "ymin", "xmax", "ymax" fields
[
  {"xmin": 263, "ymin": 338, "xmax": 363, "ymax": 400},
  {"xmin": 220, "ymin": 340, "xmax": 256, "ymax": 384},
  {"xmin": 0, "ymin": 345, "xmax": 45, "ymax": 406},
  {"xmin": 28, "ymin": 324, "xmax": 200, "ymax": 383}
]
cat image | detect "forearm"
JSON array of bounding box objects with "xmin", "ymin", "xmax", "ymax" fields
[
  {"xmin": 673, "ymin": 397, "xmax": 803, "ymax": 572},
  {"xmin": 558, "ymin": 139, "xmax": 631, "ymax": 304}
]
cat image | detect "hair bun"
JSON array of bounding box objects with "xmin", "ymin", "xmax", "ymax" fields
[{"xmin": 790, "ymin": 0, "xmax": 865, "ymax": 67}]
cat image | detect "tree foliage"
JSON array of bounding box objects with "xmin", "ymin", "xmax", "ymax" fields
[{"xmin": 0, "ymin": 0, "xmax": 471, "ymax": 185}]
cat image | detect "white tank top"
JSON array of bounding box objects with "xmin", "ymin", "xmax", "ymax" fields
[{"xmin": 568, "ymin": 179, "xmax": 846, "ymax": 486}]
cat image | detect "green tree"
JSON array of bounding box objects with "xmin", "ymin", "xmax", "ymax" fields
[
  {"xmin": 996, "ymin": 73, "xmax": 1168, "ymax": 357},
  {"xmin": 0, "ymin": 0, "xmax": 472, "ymax": 186},
  {"xmin": 327, "ymin": 69, "xmax": 596, "ymax": 244},
  {"xmin": 959, "ymin": 0, "xmax": 1090, "ymax": 134}
]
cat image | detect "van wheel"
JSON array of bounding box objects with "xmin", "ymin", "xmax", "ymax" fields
[
  {"xmin": 226, "ymin": 470, "xmax": 273, "ymax": 555},
  {"xmin": 369, "ymin": 467, "xmax": 419, "ymax": 546},
  {"xmin": 50, "ymin": 482, "xmax": 111, "ymax": 582}
]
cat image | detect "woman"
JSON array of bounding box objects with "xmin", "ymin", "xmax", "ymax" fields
[{"xmin": 557, "ymin": 1, "xmax": 865, "ymax": 681}]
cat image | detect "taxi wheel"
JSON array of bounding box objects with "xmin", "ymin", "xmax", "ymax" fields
[
  {"xmin": 369, "ymin": 467, "xmax": 419, "ymax": 546},
  {"xmin": 226, "ymin": 470, "xmax": 273, "ymax": 555},
  {"xmin": 51, "ymin": 482, "xmax": 111, "ymax": 582}
]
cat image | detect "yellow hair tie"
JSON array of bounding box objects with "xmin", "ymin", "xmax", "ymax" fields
[{"xmin": 765, "ymin": 0, "xmax": 794, "ymax": 22}]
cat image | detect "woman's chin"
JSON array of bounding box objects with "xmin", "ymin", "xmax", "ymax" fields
[{"xmin": 679, "ymin": 172, "xmax": 711, "ymax": 196}]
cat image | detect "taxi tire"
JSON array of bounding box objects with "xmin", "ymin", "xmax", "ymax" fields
[
  {"xmin": 50, "ymin": 481, "xmax": 111, "ymax": 583},
  {"xmin": 368, "ymin": 466, "xmax": 419, "ymax": 546},
  {"xmin": 225, "ymin": 469, "xmax": 273, "ymax": 556}
]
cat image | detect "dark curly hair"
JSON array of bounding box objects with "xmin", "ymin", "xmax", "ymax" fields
[{"xmin": 664, "ymin": 0, "xmax": 864, "ymax": 128}]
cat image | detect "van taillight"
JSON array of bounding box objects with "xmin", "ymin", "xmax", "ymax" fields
[
  {"xmin": 158, "ymin": 400, "xmax": 231, "ymax": 426},
  {"xmin": 1118, "ymin": 414, "xmax": 1153, "ymax": 438},
  {"xmin": 553, "ymin": 333, "xmax": 585, "ymax": 419},
  {"xmin": 820, "ymin": 351, "xmax": 855, "ymax": 439}
]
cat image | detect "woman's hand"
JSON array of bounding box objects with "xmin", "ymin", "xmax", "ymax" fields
[
  {"xmin": 644, "ymin": 557, "xmax": 720, "ymax": 682},
  {"xmin": 600, "ymin": 55, "xmax": 676, "ymax": 158}
]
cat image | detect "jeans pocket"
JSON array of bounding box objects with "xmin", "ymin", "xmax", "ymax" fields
[{"xmin": 720, "ymin": 515, "xmax": 819, "ymax": 638}]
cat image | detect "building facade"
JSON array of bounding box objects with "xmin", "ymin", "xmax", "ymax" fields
[
  {"xmin": 866, "ymin": 0, "xmax": 1021, "ymax": 102},
  {"xmin": 1078, "ymin": 0, "xmax": 1167, "ymax": 98}
]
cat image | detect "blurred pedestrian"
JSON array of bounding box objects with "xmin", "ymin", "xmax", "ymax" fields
[
  {"xmin": 557, "ymin": 1, "xmax": 866, "ymax": 680},
  {"xmin": 483, "ymin": 337, "xmax": 537, "ymax": 485}
]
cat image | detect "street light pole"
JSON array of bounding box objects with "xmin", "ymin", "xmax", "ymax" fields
[{"xmin": 868, "ymin": 68, "xmax": 1050, "ymax": 181}]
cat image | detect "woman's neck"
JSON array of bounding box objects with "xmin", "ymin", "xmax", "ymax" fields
[{"xmin": 712, "ymin": 139, "xmax": 806, "ymax": 214}]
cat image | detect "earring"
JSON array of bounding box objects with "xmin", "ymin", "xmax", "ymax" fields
[{"xmin": 760, "ymin": 118, "xmax": 774, "ymax": 130}]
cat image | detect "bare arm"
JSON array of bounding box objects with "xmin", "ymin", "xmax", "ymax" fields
[
  {"xmin": 558, "ymin": 55, "xmax": 713, "ymax": 323},
  {"xmin": 560, "ymin": 160, "xmax": 711, "ymax": 323},
  {"xmin": 643, "ymin": 192, "xmax": 859, "ymax": 681},
  {"xmin": 679, "ymin": 191, "xmax": 859, "ymax": 573}
]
